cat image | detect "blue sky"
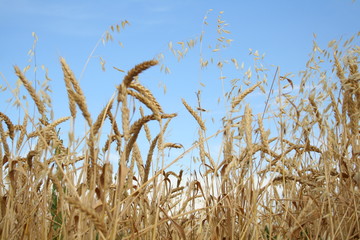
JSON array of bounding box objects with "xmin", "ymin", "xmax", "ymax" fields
[{"xmin": 0, "ymin": 0, "xmax": 359, "ymax": 170}]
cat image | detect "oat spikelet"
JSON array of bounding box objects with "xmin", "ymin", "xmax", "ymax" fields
[
  {"xmin": 232, "ymin": 82, "xmax": 261, "ymax": 108},
  {"xmin": 182, "ymin": 98, "xmax": 206, "ymax": 131},
  {"xmin": 14, "ymin": 66, "xmax": 46, "ymax": 117},
  {"xmin": 0, "ymin": 112, "xmax": 15, "ymax": 140}
]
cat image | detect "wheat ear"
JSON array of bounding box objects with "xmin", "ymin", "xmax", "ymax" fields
[
  {"xmin": 129, "ymin": 113, "xmax": 177, "ymax": 135},
  {"xmin": 232, "ymin": 82, "xmax": 261, "ymax": 108},
  {"xmin": 65, "ymin": 197, "xmax": 107, "ymax": 237},
  {"xmin": 0, "ymin": 123, "xmax": 10, "ymax": 156},
  {"xmin": 14, "ymin": 66, "xmax": 46, "ymax": 117},
  {"xmin": 244, "ymin": 104, "xmax": 253, "ymax": 157},
  {"xmin": 127, "ymin": 89, "xmax": 161, "ymax": 120},
  {"xmin": 125, "ymin": 113, "xmax": 177, "ymax": 162},
  {"xmin": 28, "ymin": 116, "xmax": 70, "ymax": 138},
  {"xmin": 123, "ymin": 60, "xmax": 158, "ymax": 87},
  {"xmin": 129, "ymin": 82, "xmax": 163, "ymax": 112},
  {"xmin": 16, "ymin": 114, "xmax": 28, "ymax": 152},
  {"xmin": 61, "ymin": 61, "xmax": 77, "ymax": 119},
  {"xmin": 144, "ymin": 135, "xmax": 159, "ymax": 183},
  {"xmin": 0, "ymin": 112, "xmax": 15, "ymax": 140},
  {"xmin": 92, "ymin": 98, "xmax": 114, "ymax": 136},
  {"xmin": 117, "ymin": 60, "xmax": 158, "ymax": 141},
  {"xmin": 182, "ymin": 98, "xmax": 206, "ymax": 131},
  {"xmin": 140, "ymin": 106, "xmax": 152, "ymax": 142},
  {"xmin": 257, "ymin": 113, "xmax": 269, "ymax": 150},
  {"xmin": 60, "ymin": 57, "xmax": 92, "ymax": 126}
]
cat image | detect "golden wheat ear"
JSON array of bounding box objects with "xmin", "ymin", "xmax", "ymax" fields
[
  {"xmin": 0, "ymin": 112, "xmax": 15, "ymax": 140},
  {"xmin": 14, "ymin": 66, "xmax": 46, "ymax": 118},
  {"xmin": 117, "ymin": 59, "xmax": 158, "ymax": 103},
  {"xmin": 117, "ymin": 60, "xmax": 158, "ymax": 141},
  {"xmin": 60, "ymin": 57, "xmax": 92, "ymax": 126}
]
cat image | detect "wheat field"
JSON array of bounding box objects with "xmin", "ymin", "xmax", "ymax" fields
[{"xmin": 0, "ymin": 17, "xmax": 360, "ymax": 240}]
